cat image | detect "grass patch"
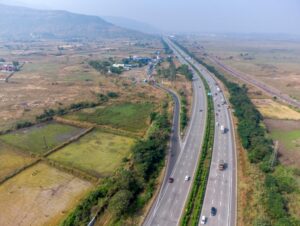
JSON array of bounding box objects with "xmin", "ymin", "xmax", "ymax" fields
[
  {"xmin": 271, "ymin": 129, "xmax": 300, "ymax": 151},
  {"xmin": 0, "ymin": 122, "xmax": 85, "ymax": 155},
  {"xmin": 0, "ymin": 141, "xmax": 35, "ymax": 181},
  {"xmin": 64, "ymin": 102, "xmax": 154, "ymax": 133},
  {"xmin": 48, "ymin": 130, "xmax": 135, "ymax": 178},
  {"xmin": 252, "ymin": 99, "xmax": 300, "ymax": 120}
]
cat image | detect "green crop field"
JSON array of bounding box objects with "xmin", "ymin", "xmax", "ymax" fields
[
  {"xmin": 64, "ymin": 102, "xmax": 154, "ymax": 133},
  {"xmin": 0, "ymin": 123, "xmax": 85, "ymax": 155},
  {"xmin": 48, "ymin": 130, "xmax": 135, "ymax": 177},
  {"xmin": 271, "ymin": 130, "xmax": 300, "ymax": 151}
]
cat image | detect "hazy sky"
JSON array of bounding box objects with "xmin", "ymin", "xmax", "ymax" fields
[{"xmin": 2, "ymin": 0, "xmax": 300, "ymax": 34}]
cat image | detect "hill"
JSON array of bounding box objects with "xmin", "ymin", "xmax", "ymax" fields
[
  {"xmin": 102, "ymin": 16, "xmax": 161, "ymax": 35},
  {"xmin": 0, "ymin": 4, "xmax": 148, "ymax": 40}
]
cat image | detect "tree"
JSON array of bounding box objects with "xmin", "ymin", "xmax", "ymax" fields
[
  {"xmin": 12, "ymin": 61, "xmax": 19, "ymax": 67},
  {"xmin": 108, "ymin": 190, "xmax": 133, "ymax": 217}
]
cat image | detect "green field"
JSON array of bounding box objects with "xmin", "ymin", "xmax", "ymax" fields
[
  {"xmin": 0, "ymin": 141, "xmax": 35, "ymax": 181},
  {"xmin": 64, "ymin": 102, "xmax": 154, "ymax": 133},
  {"xmin": 271, "ymin": 129, "xmax": 300, "ymax": 151},
  {"xmin": 48, "ymin": 130, "xmax": 135, "ymax": 177},
  {"xmin": 0, "ymin": 123, "xmax": 85, "ymax": 155}
]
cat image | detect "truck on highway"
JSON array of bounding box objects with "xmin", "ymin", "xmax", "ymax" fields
[
  {"xmin": 221, "ymin": 98, "xmax": 226, "ymax": 105},
  {"xmin": 220, "ymin": 125, "xmax": 225, "ymax": 133}
]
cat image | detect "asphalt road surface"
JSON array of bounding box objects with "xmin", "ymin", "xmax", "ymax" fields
[
  {"xmin": 167, "ymin": 38, "xmax": 237, "ymax": 226},
  {"xmin": 143, "ymin": 40, "xmax": 208, "ymax": 226}
]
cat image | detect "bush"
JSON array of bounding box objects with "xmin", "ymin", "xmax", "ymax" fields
[
  {"xmin": 107, "ymin": 92, "xmax": 119, "ymax": 98},
  {"xmin": 16, "ymin": 121, "xmax": 33, "ymax": 129},
  {"xmin": 108, "ymin": 190, "xmax": 133, "ymax": 217}
]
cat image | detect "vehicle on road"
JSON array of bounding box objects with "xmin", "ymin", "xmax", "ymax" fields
[
  {"xmin": 168, "ymin": 177, "xmax": 174, "ymax": 183},
  {"xmin": 200, "ymin": 216, "xmax": 206, "ymax": 224},
  {"xmin": 218, "ymin": 160, "xmax": 225, "ymax": 171},
  {"xmin": 220, "ymin": 125, "xmax": 225, "ymax": 133},
  {"xmin": 185, "ymin": 175, "xmax": 190, "ymax": 181},
  {"xmin": 211, "ymin": 207, "xmax": 217, "ymax": 216}
]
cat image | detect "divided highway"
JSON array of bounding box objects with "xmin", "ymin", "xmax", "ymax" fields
[
  {"xmin": 143, "ymin": 38, "xmax": 237, "ymax": 226},
  {"xmin": 167, "ymin": 38, "xmax": 237, "ymax": 226},
  {"xmin": 143, "ymin": 41, "xmax": 208, "ymax": 226}
]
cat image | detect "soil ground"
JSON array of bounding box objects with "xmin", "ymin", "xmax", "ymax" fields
[{"xmin": 0, "ymin": 162, "xmax": 92, "ymax": 226}]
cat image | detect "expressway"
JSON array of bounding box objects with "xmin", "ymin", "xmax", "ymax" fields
[
  {"xmin": 143, "ymin": 40, "xmax": 208, "ymax": 226},
  {"xmin": 167, "ymin": 38, "xmax": 237, "ymax": 226}
]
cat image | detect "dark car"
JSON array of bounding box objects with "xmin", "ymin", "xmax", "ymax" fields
[
  {"xmin": 168, "ymin": 177, "xmax": 174, "ymax": 183},
  {"xmin": 211, "ymin": 207, "xmax": 217, "ymax": 216}
]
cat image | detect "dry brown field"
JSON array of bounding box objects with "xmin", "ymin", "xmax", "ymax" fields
[{"xmin": 0, "ymin": 162, "xmax": 92, "ymax": 226}]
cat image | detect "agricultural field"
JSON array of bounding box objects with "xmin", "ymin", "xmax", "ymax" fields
[
  {"xmin": 0, "ymin": 39, "xmax": 163, "ymax": 131},
  {"xmin": 181, "ymin": 35, "xmax": 300, "ymax": 101},
  {"xmin": 0, "ymin": 162, "xmax": 92, "ymax": 226},
  {"xmin": 252, "ymin": 98, "xmax": 300, "ymax": 120},
  {"xmin": 0, "ymin": 141, "xmax": 35, "ymax": 181},
  {"xmin": 48, "ymin": 130, "xmax": 135, "ymax": 177},
  {"xmin": 63, "ymin": 102, "xmax": 155, "ymax": 134},
  {"xmin": 265, "ymin": 119, "xmax": 300, "ymax": 168},
  {"xmin": 0, "ymin": 122, "xmax": 85, "ymax": 155}
]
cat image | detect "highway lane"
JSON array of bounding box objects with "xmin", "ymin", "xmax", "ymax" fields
[
  {"xmin": 143, "ymin": 40, "xmax": 208, "ymax": 226},
  {"xmin": 168, "ymin": 38, "xmax": 237, "ymax": 226}
]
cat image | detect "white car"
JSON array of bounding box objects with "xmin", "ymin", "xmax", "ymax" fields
[
  {"xmin": 185, "ymin": 175, "xmax": 190, "ymax": 181},
  {"xmin": 200, "ymin": 215, "xmax": 206, "ymax": 224}
]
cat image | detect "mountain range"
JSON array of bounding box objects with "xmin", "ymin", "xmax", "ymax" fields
[{"xmin": 0, "ymin": 4, "xmax": 150, "ymax": 40}]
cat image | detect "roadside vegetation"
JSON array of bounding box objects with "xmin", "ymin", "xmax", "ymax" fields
[
  {"xmin": 60, "ymin": 102, "xmax": 171, "ymax": 226},
  {"xmin": 177, "ymin": 64, "xmax": 193, "ymax": 81},
  {"xmin": 161, "ymin": 38, "xmax": 173, "ymax": 54},
  {"xmin": 157, "ymin": 57, "xmax": 177, "ymax": 80},
  {"xmin": 173, "ymin": 39, "xmax": 300, "ymax": 225}
]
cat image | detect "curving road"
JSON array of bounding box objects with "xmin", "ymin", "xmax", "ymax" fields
[
  {"xmin": 143, "ymin": 37, "xmax": 237, "ymax": 226},
  {"xmin": 143, "ymin": 40, "xmax": 208, "ymax": 226}
]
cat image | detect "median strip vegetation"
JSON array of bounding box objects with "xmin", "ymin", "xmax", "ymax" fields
[
  {"xmin": 179, "ymin": 89, "xmax": 188, "ymax": 132},
  {"xmin": 180, "ymin": 65, "xmax": 215, "ymax": 225},
  {"xmin": 173, "ymin": 39, "xmax": 300, "ymax": 225}
]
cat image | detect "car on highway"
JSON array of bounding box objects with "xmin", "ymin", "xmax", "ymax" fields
[
  {"xmin": 211, "ymin": 207, "xmax": 217, "ymax": 216},
  {"xmin": 185, "ymin": 175, "xmax": 190, "ymax": 181},
  {"xmin": 218, "ymin": 160, "xmax": 225, "ymax": 171},
  {"xmin": 200, "ymin": 215, "xmax": 206, "ymax": 224},
  {"xmin": 168, "ymin": 177, "xmax": 174, "ymax": 183}
]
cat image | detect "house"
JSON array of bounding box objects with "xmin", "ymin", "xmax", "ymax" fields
[{"xmin": 112, "ymin": 63, "xmax": 125, "ymax": 68}]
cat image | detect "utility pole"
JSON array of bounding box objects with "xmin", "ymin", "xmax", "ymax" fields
[{"xmin": 43, "ymin": 136, "xmax": 49, "ymax": 150}]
